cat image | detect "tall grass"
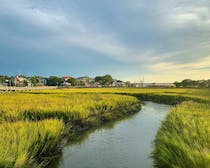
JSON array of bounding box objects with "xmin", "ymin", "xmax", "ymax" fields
[
  {"xmin": 0, "ymin": 92, "xmax": 141, "ymax": 167},
  {"xmin": 0, "ymin": 119, "xmax": 64, "ymax": 168},
  {"xmin": 28, "ymin": 88, "xmax": 210, "ymax": 103},
  {"xmin": 152, "ymin": 102, "xmax": 210, "ymax": 168},
  {"xmin": 0, "ymin": 88, "xmax": 210, "ymax": 168},
  {"xmin": 0, "ymin": 93, "xmax": 140, "ymax": 122}
]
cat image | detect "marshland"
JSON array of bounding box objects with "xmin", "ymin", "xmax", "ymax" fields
[
  {"xmin": 1, "ymin": 0, "xmax": 210, "ymax": 167},
  {"xmin": 0, "ymin": 88, "xmax": 209, "ymax": 168}
]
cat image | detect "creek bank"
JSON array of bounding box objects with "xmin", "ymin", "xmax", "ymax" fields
[
  {"xmin": 47, "ymin": 102, "xmax": 170, "ymax": 168},
  {"xmin": 44, "ymin": 102, "xmax": 142, "ymax": 167},
  {"xmin": 44, "ymin": 93, "xmax": 199, "ymax": 167}
]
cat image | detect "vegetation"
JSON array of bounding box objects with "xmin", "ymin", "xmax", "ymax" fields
[
  {"xmin": 0, "ymin": 119, "xmax": 64, "ymax": 168},
  {"xmin": 28, "ymin": 88, "xmax": 210, "ymax": 168},
  {"xmin": 152, "ymin": 102, "xmax": 210, "ymax": 168},
  {"xmin": 174, "ymin": 79, "xmax": 210, "ymax": 88},
  {"xmin": 67, "ymin": 77, "xmax": 78, "ymax": 86},
  {"xmin": 0, "ymin": 93, "xmax": 141, "ymax": 122},
  {"xmin": 0, "ymin": 75, "xmax": 11, "ymax": 84},
  {"xmin": 0, "ymin": 91, "xmax": 141, "ymax": 167},
  {"xmin": 0, "ymin": 88, "xmax": 209, "ymax": 168},
  {"xmin": 28, "ymin": 88, "xmax": 210, "ymax": 104},
  {"xmin": 95, "ymin": 74, "xmax": 113, "ymax": 86},
  {"xmin": 46, "ymin": 76, "xmax": 63, "ymax": 86},
  {"xmin": 30, "ymin": 76, "xmax": 39, "ymax": 86}
]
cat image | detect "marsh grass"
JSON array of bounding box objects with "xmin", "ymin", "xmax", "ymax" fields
[
  {"xmin": 0, "ymin": 88, "xmax": 210, "ymax": 168},
  {"xmin": 152, "ymin": 102, "xmax": 210, "ymax": 168},
  {"xmin": 0, "ymin": 92, "xmax": 141, "ymax": 168},
  {"xmin": 0, "ymin": 93, "xmax": 140, "ymax": 122},
  {"xmin": 0, "ymin": 119, "xmax": 64, "ymax": 168}
]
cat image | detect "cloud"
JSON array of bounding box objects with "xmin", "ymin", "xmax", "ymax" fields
[
  {"xmin": 146, "ymin": 56, "xmax": 210, "ymax": 82},
  {"xmin": 152, "ymin": 56, "xmax": 210, "ymax": 71},
  {"xmin": 0, "ymin": 0, "xmax": 134, "ymax": 62},
  {"xmin": 0, "ymin": 0, "xmax": 210, "ymax": 82}
]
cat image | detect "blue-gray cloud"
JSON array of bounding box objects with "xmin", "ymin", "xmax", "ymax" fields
[{"xmin": 0, "ymin": 0, "xmax": 210, "ymax": 82}]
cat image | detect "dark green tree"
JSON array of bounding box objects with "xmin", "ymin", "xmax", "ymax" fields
[
  {"xmin": 30, "ymin": 76, "xmax": 39, "ymax": 86},
  {"xmin": 95, "ymin": 76, "xmax": 103, "ymax": 84},
  {"xmin": 47, "ymin": 76, "xmax": 63, "ymax": 86},
  {"xmin": 23, "ymin": 80, "xmax": 28, "ymax": 87},
  {"xmin": 95, "ymin": 74, "xmax": 113, "ymax": 86},
  {"xmin": 67, "ymin": 78, "xmax": 78, "ymax": 86},
  {"xmin": 103, "ymin": 74, "xmax": 113, "ymax": 86}
]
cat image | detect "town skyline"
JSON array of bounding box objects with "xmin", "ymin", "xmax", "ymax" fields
[{"xmin": 0, "ymin": 72, "xmax": 210, "ymax": 83}]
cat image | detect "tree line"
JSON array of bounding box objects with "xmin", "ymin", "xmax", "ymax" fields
[
  {"xmin": 174, "ymin": 79, "xmax": 210, "ymax": 88},
  {"xmin": 0, "ymin": 74, "xmax": 114, "ymax": 87}
]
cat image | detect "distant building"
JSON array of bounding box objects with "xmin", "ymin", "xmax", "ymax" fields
[
  {"xmin": 77, "ymin": 76, "xmax": 94, "ymax": 86},
  {"xmin": 112, "ymin": 80, "xmax": 126, "ymax": 87},
  {"xmin": 131, "ymin": 83, "xmax": 143, "ymax": 88},
  {"xmin": 37, "ymin": 78, "xmax": 47, "ymax": 86},
  {"xmin": 11, "ymin": 76, "xmax": 32, "ymax": 87},
  {"xmin": 61, "ymin": 82, "xmax": 71, "ymax": 87},
  {"xmin": 145, "ymin": 83, "xmax": 176, "ymax": 88},
  {"xmin": 62, "ymin": 76, "xmax": 73, "ymax": 82}
]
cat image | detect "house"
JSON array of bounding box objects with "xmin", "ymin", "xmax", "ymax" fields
[
  {"xmin": 37, "ymin": 78, "xmax": 47, "ymax": 86},
  {"xmin": 61, "ymin": 82, "xmax": 71, "ymax": 87},
  {"xmin": 112, "ymin": 80, "xmax": 126, "ymax": 87},
  {"xmin": 11, "ymin": 76, "xmax": 32, "ymax": 87},
  {"xmin": 77, "ymin": 76, "xmax": 95, "ymax": 86},
  {"xmin": 62, "ymin": 76, "xmax": 73, "ymax": 82}
]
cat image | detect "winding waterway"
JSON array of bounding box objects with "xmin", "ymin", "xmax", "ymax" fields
[{"xmin": 49, "ymin": 102, "xmax": 170, "ymax": 168}]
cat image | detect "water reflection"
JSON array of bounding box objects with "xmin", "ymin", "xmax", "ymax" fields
[{"xmin": 47, "ymin": 102, "xmax": 170, "ymax": 168}]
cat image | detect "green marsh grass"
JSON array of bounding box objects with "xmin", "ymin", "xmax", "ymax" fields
[
  {"xmin": 0, "ymin": 88, "xmax": 210, "ymax": 168},
  {"xmin": 0, "ymin": 93, "xmax": 140, "ymax": 122},
  {"xmin": 152, "ymin": 102, "xmax": 210, "ymax": 168},
  {"xmin": 0, "ymin": 119, "xmax": 64, "ymax": 168},
  {"xmin": 0, "ymin": 91, "xmax": 141, "ymax": 167}
]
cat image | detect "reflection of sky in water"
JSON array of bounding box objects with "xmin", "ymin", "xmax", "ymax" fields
[{"xmin": 49, "ymin": 102, "xmax": 170, "ymax": 168}]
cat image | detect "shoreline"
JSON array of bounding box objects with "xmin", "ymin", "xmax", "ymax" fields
[
  {"xmin": 0, "ymin": 89, "xmax": 209, "ymax": 168},
  {"xmin": 42, "ymin": 102, "xmax": 142, "ymax": 168}
]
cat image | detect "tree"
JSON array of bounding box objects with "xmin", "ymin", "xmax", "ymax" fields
[
  {"xmin": 67, "ymin": 78, "xmax": 78, "ymax": 86},
  {"xmin": 103, "ymin": 74, "xmax": 113, "ymax": 86},
  {"xmin": 180, "ymin": 79, "xmax": 194, "ymax": 88},
  {"xmin": 23, "ymin": 80, "xmax": 28, "ymax": 87},
  {"xmin": 47, "ymin": 76, "xmax": 63, "ymax": 86},
  {"xmin": 95, "ymin": 74, "xmax": 113, "ymax": 86},
  {"xmin": 30, "ymin": 76, "xmax": 39, "ymax": 86},
  {"xmin": 0, "ymin": 75, "xmax": 10, "ymax": 84},
  {"xmin": 174, "ymin": 79, "xmax": 210, "ymax": 88},
  {"xmin": 95, "ymin": 76, "xmax": 103, "ymax": 84},
  {"xmin": 174, "ymin": 81, "xmax": 182, "ymax": 88}
]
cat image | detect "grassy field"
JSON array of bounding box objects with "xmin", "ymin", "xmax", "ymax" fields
[
  {"xmin": 0, "ymin": 119, "xmax": 64, "ymax": 168},
  {"xmin": 0, "ymin": 91, "xmax": 141, "ymax": 168},
  {"xmin": 0, "ymin": 93, "xmax": 140, "ymax": 122},
  {"xmin": 0, "ymin": 88, "xmax": 210, "ymax": 168},
  {"xmin": 152, "ymin": 102, "xmax": 210, "ymax": 168},
  {"xmin": 27, "ymin": 88, "xmax": 210, "ymax": 103}
]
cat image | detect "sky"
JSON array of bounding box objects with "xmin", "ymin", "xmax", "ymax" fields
[{"xmin": 0, "ymin": 0, "xmax": 210, "ymax": 82}]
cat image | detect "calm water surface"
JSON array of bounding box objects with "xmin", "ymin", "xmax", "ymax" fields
[{"xmin": 49, "ymin": 102, "xmax": 170, "ymax": 168}]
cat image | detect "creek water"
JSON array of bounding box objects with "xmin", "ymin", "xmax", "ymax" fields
[{"xmin": 49, "ymin": 102, "xmax": 170, "ymax": 168}]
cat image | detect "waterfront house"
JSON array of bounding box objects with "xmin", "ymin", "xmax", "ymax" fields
[
  {"xmin": 37, "ymin": 77, "xmax": 47, "ymax": 86},
  {"xmin": 62, "ymin": 76, "xmax": 73, "ymax": 82},
  {"xmin": 77, "ymin": 76, "xmax": 95, "ymax": 86},
  {"xmin": 11, "ymin": 76, "xmax": 32, "ymax": 87}
]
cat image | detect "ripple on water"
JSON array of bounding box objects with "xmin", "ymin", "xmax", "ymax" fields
[{"xmin": 49, "ymin": 102, "xmax": 170, "ymax": 168}]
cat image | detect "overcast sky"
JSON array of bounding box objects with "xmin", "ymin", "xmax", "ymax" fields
[{"xmin": 0, "ymin": 0, "xmax": 210, "ymax": 82}]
